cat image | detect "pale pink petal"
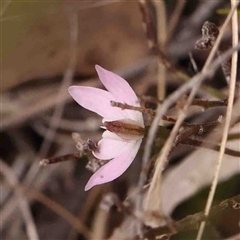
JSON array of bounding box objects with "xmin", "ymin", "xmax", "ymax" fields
[
  {"xmin": 95, "ymin": 65, "xmax": 144, "ymax": 125},
  {"xmin": 102, "ymin": 130, "xmax": 123, "ymax": 141},
  {"xmin": 85, "ymin": 139, "xmax": 142, "ymax": 191},
  {"xmin": 68, "ymin": 86, "xmax": 126, "ymax": 119},
  {"xmin": 93, "ymin": 138, "xmax": 129, "ymax": 160},
  {"xmin": 95, "ymin": 65, "xmax": 139, "ymax": 105}
]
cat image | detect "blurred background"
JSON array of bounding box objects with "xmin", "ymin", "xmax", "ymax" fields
[{"xmin": 1, "ymin": 0, "xmax": 239, "ymax": 239}]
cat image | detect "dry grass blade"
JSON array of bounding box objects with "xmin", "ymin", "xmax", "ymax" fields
[
  {"xmin": 1, "ymin": 57, "xmax": 151, "ymax": 131},
  {"xmin": 91, "ymin": 193, "xmax": 117, "ymax": 240},
  {"xmin": 67, "ymin": 186, "xmax": 104, "ymax": 240},
  {"xmin": 0, "ymin": 57, "xmax": 152, "ymax": 231},
  {"xmin": 167, "ymin": 0, "xmax": 186, "ymax": 41},
  {"xmin": 153, "ymin": 0, "xmax": 167, "ymax": 100},
  {"xmin": 169, "ymin": 0, "xmax": 223, "ymax": 57},
  {"xmin": 137, "ymin": 194, "xmax": 240, "ymax": 239},
  {"xmin": 196, "ymin": 1, "xmax": 239, "ymax": 239},
  {"xmin": 137, "ymin": 43, "xmax": 240, "ymax": 228},
  {"xmin": 0, "ymin": 160, "xmax": 39, "ymax": 240},
  {"xmin": 162, "ymin": 100, "xmax": 240, "ymax": 215},
  {"xmin": 34, "ymin": 9, "xmax": 78, "ymax": 161},
  {"xmin": 0, "ymin": 9, "xmax": 79, "ymax": 232},
  {"xmin": 0, "ymin": 181, "xmax": 92, "ymax": 239},
  {"xmin": 142, "ymin": 2, "xmax": 239, "ymax": 216},
  {"xmin": 139, "ymin": 0, "xmax": 208, "ymax": 100},
  {"xmin": 143, "ymin": 1, "xmax": 238, "ymax": 204}
]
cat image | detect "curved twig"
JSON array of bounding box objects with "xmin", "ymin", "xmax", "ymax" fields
[
  {"xmin": 138, "ymin": 6, "xmax": 240, "ymax": 227},
  {"xmin": 196, "ymin": 1, "xmax": 239, "ymax": 239},
  {"xmin": 0, "ymin": 180, "xmax": 92, "ymax": 239},
  {"xmin": 0, "ymin": 160, "xmax": 39, "ymax": 240}
]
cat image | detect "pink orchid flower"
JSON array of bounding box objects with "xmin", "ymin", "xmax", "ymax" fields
[{"xmin": 68, "ymin": 65, "xmax": 144, "ymax": 191}]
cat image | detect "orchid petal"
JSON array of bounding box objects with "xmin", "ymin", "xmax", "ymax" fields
[
  {"xmin": 95, "ymin": 65, "xmax": 144, "ymax": 126},
  {"xmin": 85, "ymin": 139, "xmax": 142, "ymax": 191},
  {"xmin": 93, "ymin": 138, "xmax": 129, "ymax": 160},
  {"xmin": 102, "ymin": 130, "xmax": 123, "ymax": 141},
  {"xmin": 68, "ymin": 86, "xmax": 127, "ymax": 119}
]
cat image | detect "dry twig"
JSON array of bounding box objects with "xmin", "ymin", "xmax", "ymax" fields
[
  {"xmin": 136, "ymin": 43, "xmax": 240, "ymax": 229},
  {"xmin": 134, "ymin": 194, "xmax": 240, "ymax": 239},
  {"xmin": 162, "ymin": 100, "xmax": 240, "ymax": 215},
  {"xmin": 1, "ymin": 9, "xmax": 79, "ymax": 231},
  {"xmin": 153, "ymin": 0, "xmax": 167, "ymax": 100},
  {"xmin": 1, "ymin": 58, "xmax": 151, "ymax": 131},
  {"xmin": 167, "ymin": 0, "xmax": 186, "ymax": 41},
  {"xmin": 0, "ymin": 180, "xmax": 92, "ymax": 239},
  {"xmin": 140, "ymin": 4, "xmax": 239, "ymax": 230},
  {"xmin": 196, "ymin": 1, "xmax": 239, "ymax": 239},
  {"xmin": 169, "ymin": 0, "xmax": 222, "ymax": 57},
  {"xmin": 0, "ymin": 160, "xmax": 39, "ymax": 240}
]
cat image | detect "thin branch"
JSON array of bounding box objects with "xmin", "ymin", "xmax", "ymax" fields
[
  {"xmin": 181, "ymin": 138, "xmax": 240, "ymax": 158},
  {"xmin": 169, "ymin": 0, "xmax": 222, "ymax": 57},
  {"xmin": 196, "ymin": 1, "xmax": 239, "ymax": 239},
  {"xmin": 0, "ymin": 160, "xmax": 39, "ymax": 240},
  {"xmin": 0, "ymin": 181, "xmax": 92, "ymax": 239},
  {"xmin": 111, "ymin": 101, "xmax": 185, "ymax": 125},
  {"xmin": 137, "ymin": 43, "xmax": 240, "ymax": 223},
  {"xmin": 134, "ymin": 194, "xmax": 240, "ymax": 239},
  {"xmin": 138, "ymin": 0, "xmax": 226, "ymax": 99},
  {"xmin": 141, "ymin": 3, "xmax": 239, "ymax": 223},
  {"xmin": 0, "ymin": 9, "xmax": 79, "ymax": 231},
  {"xmin": 91, "ymin": 193, "xmax": 124, "ymax": 240},
  {"xmin": 153, "ymin": 0, "xmax": 167, "ymax": 100},
  {"xmin": 189, "ymin": 52, "xmax": 199, "ymax": 73},
  {"xmin": 111, "ymin": 100, "xmax": 222, "ymax": 130},
  {"xmin": 67, "ymin": 186, "xmax": 105, "ymax": 240},
  {"xmin": 113, "ymin": 103, "xmax": 234, "ymax": 159},
  {"xmin": 178, "ymin": 98, "xmax": 228, "ymax": 109},
  {"xmin": 0, "ymin": 60, "xmax": 152, "ymax": 235},
  {"xmin": 161, "ymin": 100, "xmax": 240, "ymax": 217},
  {"xmin": 39, "ymin": 153, "xmax": 82, "ymax": 166},
  {"xmin": 29, "ymin": 9, "xmax": 78, "ymax": 161},
  {"xmin": 1, "ymin": 58, "xmax": 151, "ymax": 131},
  {"xmin": 167, "ymin": 0, "xmax": 186, "ymax": 41}
]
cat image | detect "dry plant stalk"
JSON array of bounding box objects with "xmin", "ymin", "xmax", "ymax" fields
[
  {"xmin": 138, "ymin": 0, "xmax": 226, "ymax": 100},
  {"xmin": 135, "ymin": 45, "xmax": 240, "ymax": 234},
  {"xmin": 196, "ymin": 1, "xmax": 239, "ymax": 239},
  {"xmin": 112, "ymin": 101, "xmax": 240, "ymax": 158},
  {"xmin": 1, "ymin": 1, "xmax": 238, "ymax": 238},
  {"xmin": 141, "ymin": 2, "xmax": 239, "ymax": 231},
  {"xmin": 138, "ymin": 0, "xmax": 187, "ymax": 82},
  {"xmin": 91, "ymin": 193, "xmax": 123, "ymax": 239},
  {"xmin": 0, "ymin": 180, "xmax": 92, "ymax": 239},
  {"xmin": 152, "ymin": 0, "xmax": 167, "ymax": 100},
  {"xmin": 1, "ymin": 58, "xmax": 151, "ymax": 131},
  {"xmin": 134, "ymin": 194, "xmax": 240, "ymax": 239},
  {"xmin": 0, "ymin": 160, "xmax": 39, "ymax": 240},
  {"xmin": 0, "ymin": 10, "xmax": 79, "ymax": 233},
  {"xmin": 167, "ymin": 0, "xmax": 186, "ymax": 41}
]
